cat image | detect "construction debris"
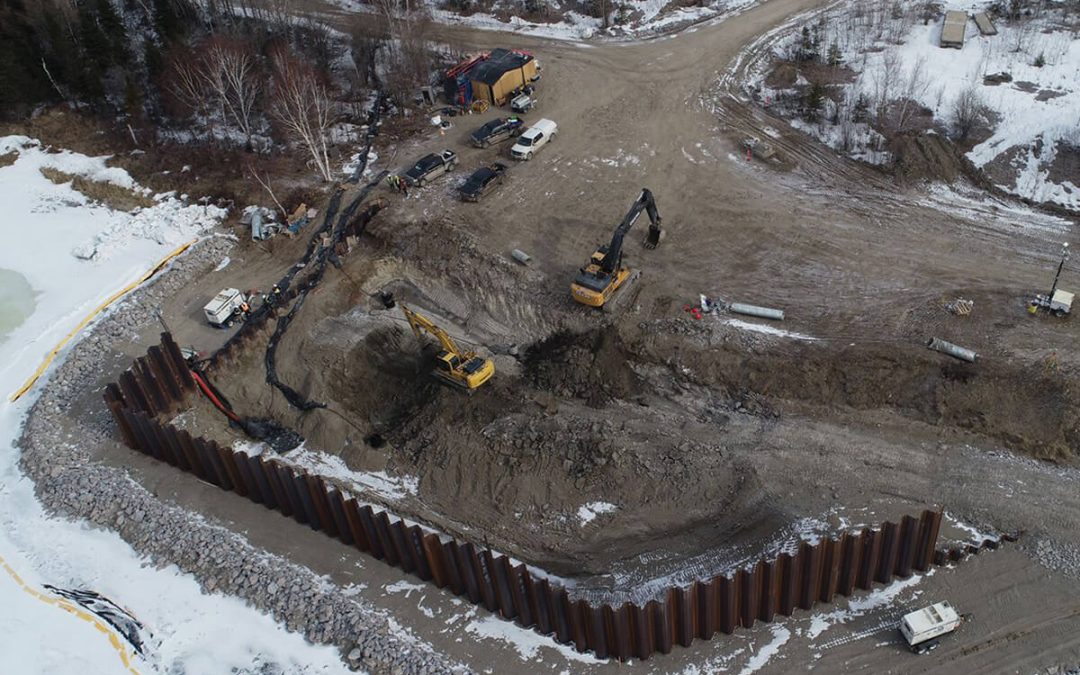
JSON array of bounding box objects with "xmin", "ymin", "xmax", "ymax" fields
[{"xmin": 946, "ymin": 298, "xmax": 974, "ymax": 316}]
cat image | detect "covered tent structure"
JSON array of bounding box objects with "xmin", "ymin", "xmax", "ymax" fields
[
  {"xmin": 468, "ymin": 49, "xmax": 538, "ymax": 106},
  {"xmin": 443, "ymin": 49, "xmax": 538, "ymax": 107}
]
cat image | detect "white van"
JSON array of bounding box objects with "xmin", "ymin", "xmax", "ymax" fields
[{"xmin": 510, "ymin": 118, "xmax": 557, "ymax": 160}]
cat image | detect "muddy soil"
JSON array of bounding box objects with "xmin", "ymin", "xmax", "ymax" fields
[{"xmin": 177, "ymin": 194, "xmax": 1079, "ymax": 598}]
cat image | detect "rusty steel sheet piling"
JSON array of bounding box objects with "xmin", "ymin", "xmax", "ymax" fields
[{"xmin": 103, "ymin": 334, "xmax": 961, "ymax": 662}]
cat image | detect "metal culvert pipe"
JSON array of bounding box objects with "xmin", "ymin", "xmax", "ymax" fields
[
  {"xmin": 926, "ymin": 337, "xmax": 977, "ymax": 362},
  {"xmin": 730, "ymin": 303, "xmax": 785, "ymax": 321}
]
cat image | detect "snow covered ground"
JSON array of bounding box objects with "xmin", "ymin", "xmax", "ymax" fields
[
  {"xmin": 330, "ymin": 0, "xmax": 761, "ymax": 40},
  {"xmin": 0, "ymin": 136, "xmax": 351, "ymax": 673},
  {"xmin": 752, "ymin": 1, "xmax": 1080, "ymax": 209}
]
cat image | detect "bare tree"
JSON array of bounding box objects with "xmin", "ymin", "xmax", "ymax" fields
[
  {"xmin": 166, "ymin": 50, "xmax": 212, "ymax": 119},
  {"xmin": 871, "ymin": 50, "xmax": 900, "ymax": 125},
  {"xmin": 950, "ymin": 82, "xmax": 987, "ymax": 142},
  {"xmin": 371, "ymin": 0, "xmax": 433, "ymax": 109},
  {"xmin": 271, "ymin": 49, "xmax": 336, "ymax": 182},
  {"xmin": 262, "ymin": 0, "xmax": 296, "ymax": 34},
  {"xmin": 202, "ymin": 39, "xmax": 262, "ymax": 145},
  {"xmin": 248, "ymin": 164, "xmax": 289, "ymax": 221},
  {"xmin": 895, "ymin": 55, "xmax": 929, "ymax": 132}
]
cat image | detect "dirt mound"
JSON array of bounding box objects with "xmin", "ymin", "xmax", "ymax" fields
[
  {"xmin": 524, "ymin": 328, "xmax": 648, "ymax": 406},
  {"xmin": 889, "ymin": 132, "xmax": 968, "ymax": 185}
]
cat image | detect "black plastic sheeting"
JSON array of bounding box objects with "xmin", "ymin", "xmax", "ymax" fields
[
  {"xmin": 239, "ymin": 417, "xmax": 305, "ymax": 452},
  {"xmin": 200, "ymin": 92, "xmax": 388, "ymax": 430},
  {"xmin": 263, "ymin": 180, "xmax": 383, "ymax": 411}
]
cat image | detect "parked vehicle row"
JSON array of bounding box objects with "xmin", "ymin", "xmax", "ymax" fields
[{"xmin": 399, "ymin": 116, "xmax": 559, "ymax": 203}]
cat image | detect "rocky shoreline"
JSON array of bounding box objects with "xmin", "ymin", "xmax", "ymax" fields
[{"xmin": 16, "ymin": 236, "xmax": 469, "ymax": 675}]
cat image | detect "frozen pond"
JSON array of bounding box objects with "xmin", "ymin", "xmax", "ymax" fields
[{"xmin": 0, "ymin": 268, "xmax": 35, "ymax": 346}]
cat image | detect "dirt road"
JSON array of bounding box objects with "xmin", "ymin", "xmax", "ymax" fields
[{"xmin": 97, "ymin": 0, "xmax": 1080, "ymax": 672}]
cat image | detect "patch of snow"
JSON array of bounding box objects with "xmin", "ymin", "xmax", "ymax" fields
[
  {"xmin": 723, "ymin": 318, "xmax": 818, "ymax": 342},
  {"xmin": 329, "ymin": 0, "xmax": 762, "ymax": 40},
  {"xmin": 384, "ymin": 580, "xmax": 425, "ymax": 597},
  {"xmin": 343, "ymin": 149, "xmax": 378, "ymax": 178},
  {"xmin": 213, "ymin": 256, "xmax": 231, "ymax": 272},
  {"xmin": 464, "ymin": 614, "xmax": 606, "ymax": 663},
  {"xmin": 944, "ymin": 512, "xmax": 999, "ymax": 544},
  {"xmin": 737, "ymin": 624, "xmax": 790, "ymax": 675},
  {"xmin": 577, "ymin": 501, "xmax": 618, "ymax": 525},
  {"xmin": 277, "ymin": 445, "xmax": 419, "ymax": 502}
]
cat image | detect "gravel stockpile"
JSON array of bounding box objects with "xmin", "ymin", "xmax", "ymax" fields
[{"xmin": 16, "ymin": 236, "xmax": 471, "ymax": 675}]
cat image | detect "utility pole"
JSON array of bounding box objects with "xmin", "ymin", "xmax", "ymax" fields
[{"xmin": 1049, "ymin": 242, "xmax": 1070, "ymax": 300}]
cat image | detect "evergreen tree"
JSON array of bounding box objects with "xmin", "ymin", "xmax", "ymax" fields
[
  {"xmin": 153, "ymin": 0, "xmax": 183, "ymax": 43},
  {"xmin": 827, "ymin": 41, "xmax": 842, "ymax": 67},
  {"xmin": 0, "ymin": 0, "xmax": 53, "ymax": 114},
  {"xmin": 94, "ymin": 0, "xmax": 129, "ymax": 63},
  {"xmin": 853, "ymin": 94, "xmax": 870, "ymax": 123},
  {"xmin": 144, "ymin": 40, "xmax": 164, "ymax": 80},
  {"xmin": 804, "ymin": 82, "xmax": 826, "ymax": 121}
]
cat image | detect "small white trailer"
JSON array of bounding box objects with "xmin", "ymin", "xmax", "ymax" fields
[
  {"xmin": 203, "ymin": 288, "xmax": 249, "ymax": 328},
  {"xmin": 899, "ymin": 602, "xmax": 963, "ymax": 654}
]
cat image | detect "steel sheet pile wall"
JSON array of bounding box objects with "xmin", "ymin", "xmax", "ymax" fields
[{"xmin": 105, "ymin": 334, "xmax": 946, "ymax": 661}]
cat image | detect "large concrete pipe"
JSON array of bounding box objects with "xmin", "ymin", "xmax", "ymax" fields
[
  {"xmin": 730, "ymin": 303, "xmax": 785, "ymax": 321},
  {"xmin": 926, "ymin": 337, "xmax": 977, "ymax": 362}
]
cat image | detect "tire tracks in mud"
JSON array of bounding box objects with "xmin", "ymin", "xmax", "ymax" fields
[{"xmin": 708, "ymin": 2, "xmax": 898, "ymax": 198}]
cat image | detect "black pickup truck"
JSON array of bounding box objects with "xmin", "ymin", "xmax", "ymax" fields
[
  {"xmin": 470, "ymin": 117, "xmax": 525, "ymax": 148},
  {"xmin": 458, "ymin": 163, "xmax": 507, "ymax": 202},
  {"xmin": 403, "ymin": 150, "xmax": 458, "ymax": 187}
]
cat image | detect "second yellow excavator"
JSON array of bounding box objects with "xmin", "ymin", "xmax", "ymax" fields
[
  {"xmin": 570, "ymin": 188, "xmax": 665, "ymax": 310},
  {"xmin": 401, "ymin": 305, "xmax": 494, "ymax": 392}
]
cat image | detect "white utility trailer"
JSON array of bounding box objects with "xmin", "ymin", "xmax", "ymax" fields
[
  {"xmin": 203, "ymin": 288, "xmax": 248, "ymax": 328},
  {"xmin": 899, "ymin": 601, "xmax": 963, "ymax": 654}
]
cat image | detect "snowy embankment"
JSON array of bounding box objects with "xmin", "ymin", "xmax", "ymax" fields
[
  {"xmin": 750, "ymin": 1, "xmax": 1080, "ymax": 210},
  {"xmin": 330, "ymin": 0, "xmax": 760, "ymax": 40},
  {"xmin": 0, "ymin": 136, "xmax": 351, "ymax": 673}
]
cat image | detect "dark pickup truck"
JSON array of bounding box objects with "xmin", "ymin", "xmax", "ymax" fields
[
  {"xmin": 470, "ymin": 117, "xmax": 524, "ymax": 148},
  {"xmin": 404, "ymin": 150, "xmax": 458, "ymax": 187},
  {"xmin": 458, "ymin": 163, "xmax": 507, "ymax": 202}
]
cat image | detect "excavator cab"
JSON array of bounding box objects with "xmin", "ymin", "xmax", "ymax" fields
[
  {"xmin": 571, "ymin": 189, "xmax": 665, "ymax": 309},
  {"xmin": 402, "ymin": 306, "xmax": 494, "ymax": 392}
]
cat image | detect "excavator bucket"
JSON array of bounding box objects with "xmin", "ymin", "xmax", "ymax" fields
[{"xmin": 642, "ymin": 223, "xmax": 665, "ymax": 250}]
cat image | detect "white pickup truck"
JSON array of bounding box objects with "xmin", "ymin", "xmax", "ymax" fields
[
  {"xmin": 510, "ymin": 119, "xmax": 557, "ymax": 161},
  {"xmin": 899, "ymin": 602, "xmax": 964, "ymax": 654}
]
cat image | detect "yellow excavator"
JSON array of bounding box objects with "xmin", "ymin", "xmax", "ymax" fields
[
  {"xmin": 401, "ymin": 305, "xmax": 494, "ymax": 392},
  {"xmin": 570, "ymin": 188, "xmax": 665, "ymax": 310}
]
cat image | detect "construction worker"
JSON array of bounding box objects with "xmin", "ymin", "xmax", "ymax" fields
[{"xmin": 239, "ymin": 300, "xmax": 251, "ymax": 320}]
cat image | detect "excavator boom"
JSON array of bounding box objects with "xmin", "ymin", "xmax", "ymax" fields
[
  {"xmin": 400, "ymin": 305, "xmax": 494, "ymax": 391},
  {"xmin": 402, "ymin": 305, "xmax": 461, "ymax": 357},
  {"xmin": 570, "ymin": 189, "xmax": 666, "ymax": 309},
  {"xmin": 599, "ymin": 188, "xmax": 664, "ymax": 273}
]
